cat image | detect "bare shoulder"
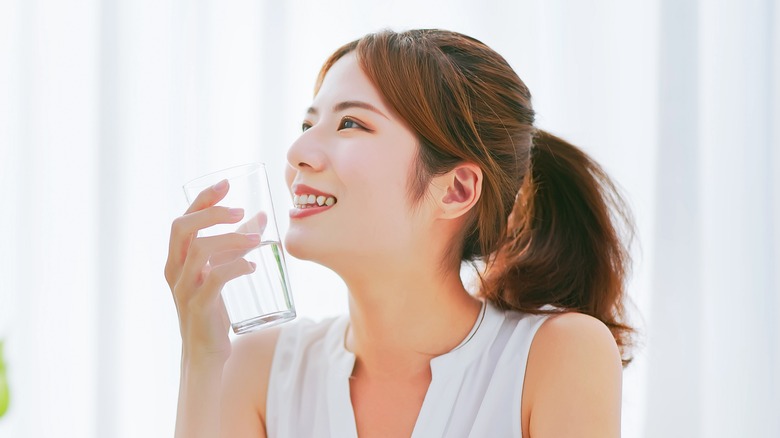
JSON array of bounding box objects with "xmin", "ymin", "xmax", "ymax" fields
[
  {"xmin": 533, "ymin": 312, "xmax": 621, "ymax": 362},
  {"xmin": 521, "ymin": 312, "xmax": 622, "ymax": 438},
  {"xmin": 229, "ymin": 326, "xmax": 284, "ymax": 366},
  {"xmin": 225, "ymin": 326, "xmax": 283, "ymax": 407},
  {"xmin": 220, "ymin": 327, "xmax": 283, "ymax": 436}
]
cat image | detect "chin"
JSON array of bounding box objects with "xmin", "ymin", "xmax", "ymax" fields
[
  {"xmin": 283, "ymin": 232, "xmax": 308, "ymax": 260},
  {"xmin": 283, "ymin": 231, "xmax": 330, "ymax": 263},
  {"xmin": 284, "ymin": 232, "xmax": 356, "ymax": 275}
]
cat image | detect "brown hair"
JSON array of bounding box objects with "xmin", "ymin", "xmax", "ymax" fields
[{"xmin": 316, "ymin": 29, "xmax": 636, "ymax": 365}]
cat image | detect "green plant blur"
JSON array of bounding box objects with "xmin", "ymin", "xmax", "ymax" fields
[{"xmin": 0, "ymin": 339, "xmax": 9, "ymax": 418}]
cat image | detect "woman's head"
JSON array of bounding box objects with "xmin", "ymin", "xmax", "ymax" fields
[
  {"xmin": 314, "ymin": 29, "xmax": 536, "ymax": 263},
  {"xmin": 288, "ymin": 28, "xmax": 636, "ymax": 364}
]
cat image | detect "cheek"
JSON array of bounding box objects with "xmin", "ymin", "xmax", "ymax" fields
[
  {"xmin": 341, "ymin": 144, "xmax": 413, "ymax": 193},
  {"xmin": 343, "ymin": 157, "xmax": 417, "ymax": 237}
]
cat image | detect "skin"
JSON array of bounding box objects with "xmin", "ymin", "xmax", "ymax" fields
[{"xmin": 166, "ymin": 53, "xmax": 623, "ymax": 437}]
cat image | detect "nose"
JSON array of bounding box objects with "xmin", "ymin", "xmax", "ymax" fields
[{"xmin": 286, "ymin": 130, "xmax": 327, "ymax": 172}]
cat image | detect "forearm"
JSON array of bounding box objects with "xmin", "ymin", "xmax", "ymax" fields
[{"xmin": 175, "ymin": 355, "xmax": 226, "ymax": 438}]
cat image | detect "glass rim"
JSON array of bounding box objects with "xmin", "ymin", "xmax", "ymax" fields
[{"xmin": 182, "ymin": 162, "xmax": 267, "ymax": 190}]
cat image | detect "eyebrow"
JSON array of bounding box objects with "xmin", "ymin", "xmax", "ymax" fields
[{"xmin": 306, "ymin": 100, "xmax": 389, "ymax": 120}]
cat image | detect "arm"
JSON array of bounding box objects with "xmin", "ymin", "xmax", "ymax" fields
[
  {"xmin": 175, "ymin": 355, "xmax": 229, "ymax": 438},
  {"xmin": 521, "ymin": 312, "xmax": 623, "ymax": 438},
  {"xmin": 218, "ymin": 329, "xmax": 281, "ymax": 437},
  {"xmin": 174, "ymin": 329, "xmax": 279, "ymax": 438},
  {"xmin": 166, "ymin": 181, "xmax": 277, "ymax": 437}
]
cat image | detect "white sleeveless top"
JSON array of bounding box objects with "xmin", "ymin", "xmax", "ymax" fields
[{"xmin": 266, "ymin": 301, "xmax": 551, "ymax": 438}]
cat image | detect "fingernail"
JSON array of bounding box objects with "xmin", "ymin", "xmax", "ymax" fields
[
  {"xmin": 212, "ymin": 179, "xmax": 228, "ymax": 191},
  {"xmin": 246, "ymin": 233, "xmax": 261, "ymax": 243},
  {"xmin": 248, "ymin": 261, "xmax": 257, "ymax": 272},
  {"xmin": 228, "ymin": 208, "xmax": 244, "ymax": 218}
]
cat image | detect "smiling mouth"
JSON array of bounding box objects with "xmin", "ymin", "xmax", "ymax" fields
[{"xmin": 293, "ymin": 194, "xmax": 337, "ymax": 208}]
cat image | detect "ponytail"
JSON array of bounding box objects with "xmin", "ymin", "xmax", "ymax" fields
[{"xmin": 481, "ymin": 130, "xmax": 635, "ymax": 365}]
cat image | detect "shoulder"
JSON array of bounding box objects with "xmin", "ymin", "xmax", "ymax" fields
[
  {"xmin": 220, "ymin": 316, "xmax": 339, "ymax": 431},
  {"xmin": 221, "ymin": 326, "xmax": 284, "ymax": 431},
  {"xmin": 223, "ymin": 316, "xmax": 340, "ymax": 395},
  {"xmin": 521, "ymin": 312, "xmax": 622, "ymax": 437},
  {"xmin": 532, "ymin": 311, "xmax": 620, "ymax": 362},
  {"xmin": 524, "ymin": 312, "xmax": 622, "ymax": 392}
]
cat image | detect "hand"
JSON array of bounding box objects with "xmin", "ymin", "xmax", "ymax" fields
[{"xmin": 165, "ymin": 180, "xmax": 261, "ymax": 362}]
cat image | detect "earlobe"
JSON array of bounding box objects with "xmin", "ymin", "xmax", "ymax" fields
[{"xmin": 438, "ymin": 164, "xmax": 482, "ymax": 219}]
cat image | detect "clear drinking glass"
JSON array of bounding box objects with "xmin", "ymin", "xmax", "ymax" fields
[{"xmin": 183, "ymin": 163, "xmax": 295, "ymax": 334}]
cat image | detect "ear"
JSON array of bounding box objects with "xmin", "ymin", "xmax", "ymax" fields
[{"xmin": 432, "ymin": 163, "xmax": 483, "ymax": 220}]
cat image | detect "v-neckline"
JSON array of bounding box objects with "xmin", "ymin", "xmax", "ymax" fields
[{"xmin": 327, "ymin": 300, "xmax": 501, "ymax": 437}]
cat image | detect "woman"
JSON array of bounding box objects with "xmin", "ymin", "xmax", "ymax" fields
[{"xmin": 166, "ymin": 29, "xmax": 635, "ymax": 437}]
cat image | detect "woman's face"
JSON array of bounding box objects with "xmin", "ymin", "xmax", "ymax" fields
[{"xmin": 284, "ymin": 53, "xmax": 428, "ymax": 270}]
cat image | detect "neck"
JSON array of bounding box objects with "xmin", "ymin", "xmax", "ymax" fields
[{"xmin": 342, "ymin": 262, "xmax": 482, "ymax": 381}]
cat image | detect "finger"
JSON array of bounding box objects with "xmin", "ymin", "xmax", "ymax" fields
[
  {"xmin": 168, "ymin": 179, "xmax": 232, "ymax": 287},
  {"xmin": 166, "ymin": 206, "xmax": 246, "ymax": 286},
  {"xmin": 171, "ymin": 206, "xmax": 246, "ymax": 257},
  {"xmin": 177, "ymin": 233, "xmax": 261, "ymax": 292},
  {"xmin": 185, "ymin": 179, "xmax": 230, "ymax": 215},
  {"xmin": 197, "ymin": 258, "xmax": 257, "ymax": 305},
  {"xmin": 199, "ymin": 212, "xmax": 266, "ymax": 270},
  {"xmin": 209, "ymin": 247, "xmax": 254, "ymax": 267},
  {"xmin": 236, "ymin": 211, "xmax": 268, "ymax": 235}
]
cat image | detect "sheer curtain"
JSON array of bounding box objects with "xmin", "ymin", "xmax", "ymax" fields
[
  {"xmin": 0, "ymin": 0, "xmax": 776, "ymax": 437},
  {"xmin": 646, "ymin": 0, "xmax": 780, "ymax": 436}
]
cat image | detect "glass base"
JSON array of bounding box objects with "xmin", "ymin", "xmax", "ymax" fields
[{"xmin": 231, "ymin": 309, "xmax": 296, "ymax": 335}]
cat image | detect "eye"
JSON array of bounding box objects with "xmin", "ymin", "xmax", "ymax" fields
[
  {"xmin": 338, "ymin": 117, "xmax": 364, "ymax": 130},
  {"xmin": 301, "ymin": 122, "xmax": 312, "ymax": 132}
]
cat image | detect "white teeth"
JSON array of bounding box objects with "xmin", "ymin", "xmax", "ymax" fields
[{"xmin": 293, "ymin": 193, "xmax": 337, "ymax": 208}]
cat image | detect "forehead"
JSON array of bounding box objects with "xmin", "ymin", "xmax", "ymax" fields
[{"xmin": 313, "ymin": 53, "xmax": 388, "ymax": 111}]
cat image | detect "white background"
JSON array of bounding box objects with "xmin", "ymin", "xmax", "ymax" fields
[{"xmin": 0, "ymin": 0, "xmax": 778, "ymax": 437}]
